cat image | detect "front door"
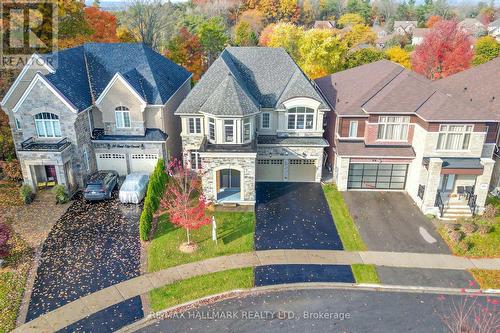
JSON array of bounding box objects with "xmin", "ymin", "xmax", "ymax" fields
[
  {"xmin": 440, "ymin": 174, "xmax": 455, "ymax": 192},
  {"xmin": 45, "ymin": 165, "xmax": 57, "ymax": 182}
]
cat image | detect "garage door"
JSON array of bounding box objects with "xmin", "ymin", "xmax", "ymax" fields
[
  {"xmin": 256, "ymin": 159, "xmax": 283, "ymax": 181},
  {"xmin": 288, "ymin": 159, "xmax": 316, "ymax": 182},
  {"xmin": 96, "ymin": 153, "xmax": 127, "ymax": 175},
  {"xmin": 130, "ymin": 153, "xmax": 158, "ymax": 174},
  {"xmin": 348, "ymin": 163, "xmax": 408, "ymax": 190}
]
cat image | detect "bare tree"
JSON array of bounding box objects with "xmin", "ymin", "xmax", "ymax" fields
[{"xmin": 374, "ymin": 0, "xmax": 398, "ymax": 22}]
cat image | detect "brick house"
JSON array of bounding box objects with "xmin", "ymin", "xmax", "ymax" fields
[
  {"xmin": 315, "ymin": 60, "xmax": 500, "ymax": 219},
  {"xmin": 1, "ymin": 43, "xmax": 191, "ymax": 192}
]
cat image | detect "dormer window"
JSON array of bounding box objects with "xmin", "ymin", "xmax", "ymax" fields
[
  {"xmin": 208, "ymin": 117, "xmax": 215, "ymax": 141},
  {"xmin": 243, "ymin": 118, "xmax": 251, "ymax": 142},
  {"xmin": 224, "ymin": 119, "xmax": 235, "ymax": 143},
  {"xmin": 35, "ymin": 113, "xmax": 61, "ymax": 137},
  {"xmin": 188, "ymin": 117, "xmax": 202, "ymax": 134},
  {"xmin": 261, "ymin": 112, "xmax": 270, "ymax": 129},
  {"xmin": 287, "ymin": 107, "xmax": 314, "ymax": 130},
  {"xmin": 115, "ymin": 106, "xmax": 131, "ymax": 128}
]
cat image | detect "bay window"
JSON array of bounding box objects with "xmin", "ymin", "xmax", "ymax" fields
[
  {"xmin": 115, "ymin": 106, "xmax": 131, "ymax": 128},
  {"xmin": 243, "ymin": 118, "xmax": 251, "ymax": 142},
  {"xmin": 437, "ymin": 124, "xmax": 472, "ymax": 150},
  {"xmin": 224, "ymin": 119, "xmax": 234, "ymax": 143},
  {"xmin": 35, "ymin": 113, "xmax": 61, "ymax": 138},
  {"xmin": 188, "ymin": 117, "xmax": 202, "ymax": 134},
  {"xmin": 287, "ymin": 107, "xmax": 314, "ymax": 130},
  {"xmin": 377, "ymin": 116, "xmax": 410, "ymax": 141}
]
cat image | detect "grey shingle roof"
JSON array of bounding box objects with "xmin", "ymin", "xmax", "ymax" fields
[
  {"xmin": 175, "ymin": 47, "xmax": 329, "ymax": 116},
  {"xmin": 258, "ymin": 135, "xmax": 329, "ymax": 146},
  {"xmin": 41, "ymin": 43, "xmax": 191, "ymax": 111},
  {"xmin": 92, "ymin": 128, "xmax": 167, "ymax": 141},
  {"xmin": 336, "ymin": 140, "xmax": 416, "ymax": 158},
  {"xmin": 490, "ymin": 18, "xmax": 500, "ymax": 28}
]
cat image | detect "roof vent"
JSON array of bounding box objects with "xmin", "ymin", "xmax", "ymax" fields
[{"xmin": 464, "ymin": 86, "xmax": 467, "ymax": 91}]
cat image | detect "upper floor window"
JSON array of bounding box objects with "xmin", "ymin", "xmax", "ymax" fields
[
  {"xmin": 348, "ymin": 121, "xmax": 358, "ymax": 138},
  {"xmin": 224, "ymin": 119, "xmax": 234, "ymax": 143},
  {"xmin": 261, "ymin": 112, "xmax": 270, "ymax": 129},
  {"xmin": 287, "ymin": 107, "xmax": 314, "ymax": 130},
  {"xmin": 15, "ymin": 118, "xmax": 21, "ymax": 130},
  {"xmin": 243, "ymin": 118, "xmax": 252, "ymax": 142},
  {"xmin": 208, "ymin": 118, "xmax": 215, "ymax": 141},
  {"xmin": 35, "ymin": 113, "xmax": 61, "ymax": 138},
  {"xmin": 190, "ymin": 151, "xmax": 202, "ymax": 170},
  {"xmin": 437, "ymin": 124, "xmax": 472, "ymax": 151},
  {"xmin": 115, "ymin": 106, "xmax": 131, "ymax": 128},
  {"xmin": 377, "ymin": 116, "xmax": 409, "ymax": 141},
  {"xmin": 188, "ymin": 117, "xmax": 202, "ymax": 134}
]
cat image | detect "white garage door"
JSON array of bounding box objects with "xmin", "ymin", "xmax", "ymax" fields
[
  {"xmin": 130, "ymin": 153, "xmax": 158, "ymax": 174},
  {"xmin": 288, "ymin": 159, "xmax": 316, "ymax": 182},
  {"xmin": 96, "ymin": 153, "xmax": 128, "ymax": 175},
  {"xmin": 256, "ymin": 159, "xmax": 283, "ymax": 181}
]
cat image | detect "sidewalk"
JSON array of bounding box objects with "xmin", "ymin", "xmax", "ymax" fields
[{"xmin": 15, "ymin": 249, "xmax": 500, "ymax": 333}]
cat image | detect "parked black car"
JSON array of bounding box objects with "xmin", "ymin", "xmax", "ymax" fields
[{"xmin": 84, "ymin": 171, "xmax": 119, "ymax": 201}]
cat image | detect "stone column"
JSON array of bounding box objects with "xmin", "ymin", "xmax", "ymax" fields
[
  {"xmin": 422, "ymin": 158, "xmax": 442, "ymax": 215},
  {"xmin": 336, "ymin": 156, "xmax": 349, "ymax": 191},
  {"xmin": 475, "ymin": 158, "xmax": 495, "ymax": 213}
]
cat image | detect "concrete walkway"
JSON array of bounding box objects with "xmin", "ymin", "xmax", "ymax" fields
[{"xmin": 14, "ymin": 250, "xmax": 500, "ymax": 333}]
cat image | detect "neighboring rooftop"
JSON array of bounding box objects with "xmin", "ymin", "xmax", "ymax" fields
[
  {"xmin": 412, "ymin": 28, "xmax": 429, "ymax": 38},
  {"xmin": 176, "ymin": 47, "xmax": 330, "ymax": 116},
  {"xmin": 394, "ymin": 21, "xmax": 417, "ymax": 29},
  {"xmin": 313, "ymin": 21, "xmax": 336, "ymax": 29},
  {"xmin": 489, "ymin": 18, "xmax": 500, "ymax": 28},
  {"xmin": 336, "ymin": 141, "xmax": 416, "ymax": 158},
  {"xmin": 91, "ymin": 128, "xmax": 167, "ymax": 141},
  {"xmin": 257, "ymin": 135, "xmax": 329, "ymax": 146},
  {"xmin": 39, "ymin": 43, "xmax": 191, "ymax": 111}
]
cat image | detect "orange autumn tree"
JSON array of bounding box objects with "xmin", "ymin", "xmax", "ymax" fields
[
  {"xmin": 165, "ymin": 28, "xmax": 205, "ymax": 81},
  {"xmin": 84, "ymin": 6, "xmax": 119, "ymax": 43},
  {"xmin": 426, "ymin": 15, "xmax": 442, "ymax": 28},
  {"xmin": 412, "ymin": 20, "xmax": 472, "ymax": 80}
]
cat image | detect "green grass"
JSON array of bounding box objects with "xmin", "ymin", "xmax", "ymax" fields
[
  {"xmin": 322, "ymin": 184, "xmax": 379, "ymax": 284},
  {"xmin": 148, "ymin": 210, "xmax": 255, "ymax": 272},
  {"xmin": 469, "ymin": 269, "xmax": 500, "ymax": 289},
  {"xmin": 150, "ymin": 268, "xmax": 254, "ymax": 312}
]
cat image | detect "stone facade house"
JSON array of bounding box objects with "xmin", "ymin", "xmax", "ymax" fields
[
  {"xmin": 316, "ymin": 60, "xmax": 500, "ymax": 219},
  {"xmin": 1, "ymin": 43, "xmax": 191, "ymax": 192},
  {"xmin": 175, "ymin": 47, "xmax": 330, "ymax": 206},
  {"xmin": 394, "ymin": 21, "xmax": 418, "ymax": 36}
]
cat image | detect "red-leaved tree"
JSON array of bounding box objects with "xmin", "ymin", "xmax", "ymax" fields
[
  {"xmin": 159, "ymin": 159, "xmax": 210, "ymax": 247},
  {"xmin": 84, "ymin": 6, "xmax": 119, "ymax": 43},
  {"xmin": 412, "ymin": 20, "xmax": 473, "ymax": 80}
]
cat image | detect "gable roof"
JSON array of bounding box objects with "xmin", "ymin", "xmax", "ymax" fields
[
  {"xmin": 175, "ymin": 47, "xmax": 329, "ymax": 116},
  {"xmin": 489, "ymin": 18, "xmax": 500, "ymax": 28},
  {"xmin": 394, "ymin": 21, "xmax": 417, "ymax": 29},
  {"xmin": 315, "ymin": 59, "xmax": 500, "ymax": 122},
  {"xmin": 34, "ymin": 43, "xmax": 191, "ymax": 112}
]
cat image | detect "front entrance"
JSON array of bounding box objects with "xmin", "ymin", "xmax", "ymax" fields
[
  {"xmin": 216, "ymin": 169, "xmax": 241, "ymax": 201},
  {"xmin": 45, "ymin": 165, "xmax": 57, "ymax": 182},
  {"xmin": 439, "ymin": 174, "xmax": 455, "ymax": 192}
]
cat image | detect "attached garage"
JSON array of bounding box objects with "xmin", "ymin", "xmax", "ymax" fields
[
  {"xmin": 256, "ymin": 159, "xmax": 283, "ymax": 181},
  {"xmin": 96, "ymin": 153, "xmax": 128, "ymax": 175},
  {"xmin": 288, "ymin": 159, "xmax": 316, "ymax": 182},
  {"xmin": 130, "ymin": 153, "xmax": 159, "ymax": 173},
  {"xmin": 347, "ymin": 163, "xmax": 408, "ymax": 190}
]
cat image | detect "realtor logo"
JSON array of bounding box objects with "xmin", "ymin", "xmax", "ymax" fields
[{"xmin": 0, "ymin": 0, "xmax": 57, "ymax": 69}]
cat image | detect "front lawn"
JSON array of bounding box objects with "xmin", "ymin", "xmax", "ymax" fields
[
  {"xmin": 148, "ymin": 210, "xmax": 255, "ymax": 272},
  {"xmin": 469, "ymin": 269, "xmax": 500, "ymax": 289},
  {"xmin": 150, "ymin": 268, "xmax": 253, "ymax": 312},
  {"xmin": 0, "ymin": 180, "xmax": 22, "ymax": 208},
  {"xmin": 322, "ymin": 184, "xmax": 379, "ymax": 284}
]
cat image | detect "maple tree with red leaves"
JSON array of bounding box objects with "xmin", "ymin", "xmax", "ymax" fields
[
  {"xmin": 165, "ymin": 28, "xmax": 205, "ymax": 81},
  {"xmin": 159, "ymin": 158, "xmax": 210, "ymax": 247},
  {"xmin": 84, "ymin": 6, "xmax": 119, "ymax": 43},
  {"xmin": 412, "ymin": 20, "xmax": 473, "ymax": 80}
]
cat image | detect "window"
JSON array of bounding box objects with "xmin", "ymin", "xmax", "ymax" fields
[
  {"xmin": 224, "ymin": 119, "xmax": 234, "ymax": 143},
  {"xmin": 188, "ymin": 117, "xmax": 202, "ymax": 134},
  {"xmin": 115, "ymin": 106, "xmax": 130, "ymax": 128},
  {"xmin": 287, "ymin": 107, "xmax": 314, "ymax": 130},
  {"xmin": 348, "ymin": 121, "xmax": 358, "ymax": 137},
  {"xmin": 437, "ymin": 124, "xmax": 473, "ymax": 150},
  {"xmin": 35, "ymin": 113, "xmax": 61, "ymax": 138},
  {"xmin": 243, "ymin": 118, "xmax": 251, "ymax": 142},
  {"xmin": 15, "ymin": 118, "xmax": 21, "ymax": 130},
  {"xmin": 190, "ymin": 151, "xmax": 202, "ymax": 170},
  {"xmin": 261, "ymin": 112, "xmax": 270, "ymax": 129},
  {"xmin": 208, "ymin": 118, "xmax": 215, "ymax": 141},
  {"xmin": 377, "ymin": 116, "xmax": 409, "ymax": 141}
]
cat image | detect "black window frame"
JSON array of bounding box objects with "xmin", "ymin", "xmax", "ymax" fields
[{"xmin": 347, "ymin": 163, "xmax": 408, "ymax": 190}]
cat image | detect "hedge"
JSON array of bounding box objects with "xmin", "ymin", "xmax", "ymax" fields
[{"xmin": 140, "ymin": 159, "xmax": 168, "ymax": 241}]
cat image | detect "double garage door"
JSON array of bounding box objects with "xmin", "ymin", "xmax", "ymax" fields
[
  {"xmin": 347, "ymin": 163, "xmax": 408, "ymax": 190},
  {"xmin": 256, "ymin": 159, "xmax": 316, "ymax": 182},
  {"xmin": 96, "ymin": 153, "xmax": 158, "ymax": 175}
]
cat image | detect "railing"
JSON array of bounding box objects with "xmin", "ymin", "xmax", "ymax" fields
[
  {"xmin": 435, "ymin": 191, "xmax": 444, "ymax": 218},
  {"xmin": 20, "ymin": 137, "xmax": 70, "ymax": 152},
  {"xmin": 464, "ymin": 185, "xmax": 475, "ymax": 201},
  {"xmin": 418, "ymin": 185, "xmax": 425, "ymax": 200},
  {"xmin": 468, "ymin": 194, "xmax": 477, "ymax": 216}
]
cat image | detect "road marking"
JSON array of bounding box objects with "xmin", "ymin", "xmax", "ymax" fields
[{"xmin": 419, "ymin": 227, "xmax": 437, "ymax": 243}]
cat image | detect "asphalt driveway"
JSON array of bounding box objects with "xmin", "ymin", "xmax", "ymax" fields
[{"xmin": 26, "ymin": 192, "xmax": 143, "ymax": 331}]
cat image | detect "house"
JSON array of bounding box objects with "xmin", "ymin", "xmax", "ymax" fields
[
  {"xmin": 313, "ymin": 21, "xmax": 336, "ymax": 29},
  {"xmin": 1, "ymin": 43, "xmax": 191, "ymax": 192},
  {"xmin": 394, "ymin": 21, "xmax": 418, "ymax": 36},
  {"xmin": 433, "ymin": 57, "xmax": 500, "ymax": 191},
  {"xmin": 411, "ymin": 28, "xmax": 429, "ymax": 46},
  {"xmin": 315, "ymin": 60, "xmax": 500, "ymax": 219},
  {"xmin": 458, "ymin": 18, "xmax": 487, "ymax": 38},
  {"xmin": 175, "ymin": 47, "xmax": 330, "ymax": 206},
  {"xmin": 488, "ymin": 18, "xmax": 500, "ymax": 41},
  {"xmin": 372, "ymin": 24, "xmax": 392, "ymax": 48}
]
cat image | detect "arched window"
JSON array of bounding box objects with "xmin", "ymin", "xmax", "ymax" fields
[
  {"xmin": 115, "ymin": 106, "xmax": 130, "ymax": 128},
  {"xmin": 35, "ymin": 113, "xmax": 61, "ymax": 137},
  {"xmin": 287, "ymin": 107, "xmax": 314, "ymax": 130}
]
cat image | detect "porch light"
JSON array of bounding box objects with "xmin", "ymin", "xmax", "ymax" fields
[{"xmin": 269, "ymin": 152, "xmax": 272, "ymax": 158}]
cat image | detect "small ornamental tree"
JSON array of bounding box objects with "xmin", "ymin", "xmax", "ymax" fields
[
  {"xmin": 159, "ymin": 159, "xmax": 210, "ymax": 251},
  {"xmin": 0, "ymin": 217, "xmax": 11, "ymax": 258}
]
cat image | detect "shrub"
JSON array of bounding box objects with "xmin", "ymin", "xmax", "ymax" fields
[
  {"xmin": 444, "ymin": 223, "xmax": 460, "ymax": 233},
  {"xmin": 482, "ymin": 204, "xmax": 497, "ymax": 219},
  {"xmin": 53, "ymin": 184, "xmax": 69, "ymax": 204},
  {"xmin": 477, "ymin": 224, "xmax": 493, "ymax": 235},
  {"xmin": 448, "ymin": 230, "xmax": 465, "ymax": 243},
  {"xmin": 19, "ymin": 184, "xmax": 33, "ymax": 204},
  {"xmin": 0, "ymin": 221, "xmax": 11, "ymax": 258},
  {"xmin": 139, "ymin": 159, "xmax": 168, "ymax": 241},
  {"xmin": 461, "ymin": 222, "xmax": 478, "ymax": 235},
  {"xmin": 457, "ymin": 240, "xmax": 471, "ymax": 252}
]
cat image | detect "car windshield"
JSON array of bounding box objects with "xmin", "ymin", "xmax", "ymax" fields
[{"xmin": 87, "ymin": 184, "xmax": 103, "ymax": 191}]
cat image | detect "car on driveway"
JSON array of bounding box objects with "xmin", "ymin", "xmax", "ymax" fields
[
  {"xmin": 119, "ymin": 173, "xmax": 149, "ymax": 204},
  {"xmin": 84, "ymin": 171, "xmax": 118, "ymax": 201}
]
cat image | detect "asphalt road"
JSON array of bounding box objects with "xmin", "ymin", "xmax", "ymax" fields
[{"xmin": 136, "ymin": 288, "xmax": 495, "ymax": 332}]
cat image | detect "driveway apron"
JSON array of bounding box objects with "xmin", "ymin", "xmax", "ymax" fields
[
  {"xmin": 255, "ymin": 182, "xmax": 353, "ymax": 285},
  {"xmin": 26, "ymin": 192, "xmax": 143, "ymax": 331}
]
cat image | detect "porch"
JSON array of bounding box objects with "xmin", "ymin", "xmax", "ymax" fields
[{"xmin": 216, "ymin": 169, "xmax": 242, "ymax": 203}]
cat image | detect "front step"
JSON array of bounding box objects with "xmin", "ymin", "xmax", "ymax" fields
[{"xmin": 440, "ymin": 206, "xmax": 473, "ymax": 220}]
